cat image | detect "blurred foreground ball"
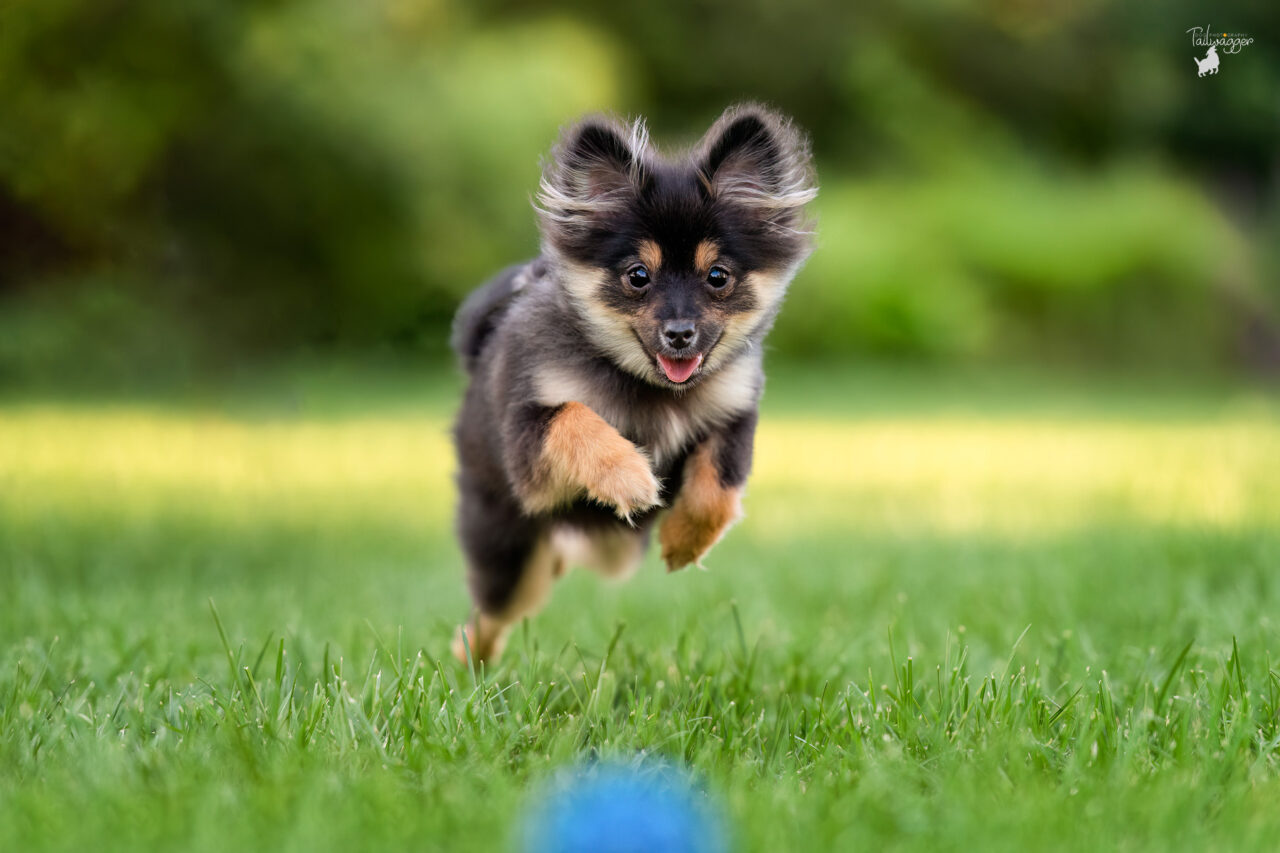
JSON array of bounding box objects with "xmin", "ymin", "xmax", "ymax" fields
[{"xmin": 522, "ymin": 761, "xmax": 726, "ymax": 853}]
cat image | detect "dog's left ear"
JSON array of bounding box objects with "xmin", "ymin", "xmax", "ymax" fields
[{"xmin": 696, "ymin": 104, "xmax": 817, "ymax": 222}]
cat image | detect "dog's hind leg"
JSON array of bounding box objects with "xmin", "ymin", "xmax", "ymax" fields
[
  {"xmin": 452, "ymin": 491, "xmax": 559, "ymax": 664},
  {"xmin": 551, "ymin": 522, "xmax": 649, "ymax": 581},
  {"xmin": 453, "ymin": 537, "xmax": 560, "ymax": 665}
]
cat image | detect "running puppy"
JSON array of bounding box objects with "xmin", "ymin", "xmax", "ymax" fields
[{"xmin": 450, "ymin": 104, "xmax": 817, "ymax": 662}]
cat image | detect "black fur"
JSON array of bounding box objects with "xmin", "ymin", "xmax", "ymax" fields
[
  {"xmin": 450, "ymin": 104, "xmax": 816, "ymax": 645},
  {"xmin": 451, "ymin": 259, "xmax": 546, "ymax": 373},
  {"xmin": 715, "ymin": 410, "xmax": 759, "ymax": 487}
]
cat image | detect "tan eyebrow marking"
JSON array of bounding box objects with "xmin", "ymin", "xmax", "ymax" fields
[
  {"xmin": 637, "ymin": 240, "xmax": 663, "ymax": 272},
  {"xmin": 694, "ymin": 240, "xmax": 720, "ymax": 276}
]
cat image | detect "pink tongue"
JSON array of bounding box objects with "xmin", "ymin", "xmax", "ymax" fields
[{"xmin": 657, "ymin": 354, "xmax": 703, "ymax": 383}]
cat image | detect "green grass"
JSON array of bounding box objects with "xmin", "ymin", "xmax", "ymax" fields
[{"xmin": 2, "ymin": 365, "xmax": 1280, "ymax": 851}]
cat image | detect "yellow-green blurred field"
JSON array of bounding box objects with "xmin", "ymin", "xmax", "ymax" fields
[
  {"xmin": 2, "ymin": 367, "xmax": 1280, "ymax": 851},
  {"xmin": 5, "ymin": 376, "xmax": 1277, "ymax": 535}
]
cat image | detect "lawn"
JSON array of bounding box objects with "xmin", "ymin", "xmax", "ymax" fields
[{"xmin": 2, "ymin": 364, "xmax": 1279, "ymax": 851}]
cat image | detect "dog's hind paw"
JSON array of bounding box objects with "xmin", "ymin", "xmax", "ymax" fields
[{"xmin": 451, "ymin": 618, "xmax": 506, "ymax": 665}]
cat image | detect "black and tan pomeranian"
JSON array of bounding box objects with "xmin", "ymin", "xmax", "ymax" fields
[{"xmin": 450, "ymin": 104, "xmax": 816, "ymax": 662}]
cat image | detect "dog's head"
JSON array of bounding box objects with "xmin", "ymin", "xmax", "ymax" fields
[{"xmin": 536, "ymin": 104, "xmax": 816, "ymax": 388}]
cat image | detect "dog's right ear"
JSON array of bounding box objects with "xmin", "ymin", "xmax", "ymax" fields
[{"xmin": 537, "ymin": 117, "xmax": 649, "ymax": 237}]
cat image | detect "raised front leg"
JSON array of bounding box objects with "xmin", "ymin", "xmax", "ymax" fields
[
  {"xmin": 505, "ymin": 401, "xmax": 661, "ymax": 521},
  {"xmin": 660, "ymin": 410, "xmax": 757, "ymax": 571}
]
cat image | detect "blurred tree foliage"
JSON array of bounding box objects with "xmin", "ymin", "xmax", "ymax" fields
[{"xmin": 0, "ymin": 0, "xmax": 1276, "ymax": 382}]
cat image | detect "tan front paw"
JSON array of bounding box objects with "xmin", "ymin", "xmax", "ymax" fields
[
  {"xmin": 585, "ymin": 447, "xmax": 662, "ymax": 521},
  {"xmin": 543, "ymin": 402, "xmax": 661, "ymax": 521},
  {"xmin": 660, "ymin": 507, "xmax": 732, "ymax": 571},
  {"xmin": 659, "ymin": 514, "xmax": 704, "ymax": 571},
  {"xmin": 660, "ymin": 443, "xmax": 743, "ymax": 571}
]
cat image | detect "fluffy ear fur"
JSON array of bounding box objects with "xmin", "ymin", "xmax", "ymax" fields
[
  {"xmin": 696, "ymin": 104, "xmax": 817, "ymax": 233},
  {"xmin": 536, "ymin": 117, "xmax": 650, "ymax": 242}
]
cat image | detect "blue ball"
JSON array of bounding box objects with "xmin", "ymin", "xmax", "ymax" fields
[{"xmin": 522, "ymin": 761, "xmax": 726, "ymax": 853}]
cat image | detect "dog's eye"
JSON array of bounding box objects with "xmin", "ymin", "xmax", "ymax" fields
[
  {"xmin": 626, "ymin": 265, "xmax": 651, "ymax": 290},
  {"xmin": 706, "ymin": 267, "xmax": 730, "ymax": 289}
]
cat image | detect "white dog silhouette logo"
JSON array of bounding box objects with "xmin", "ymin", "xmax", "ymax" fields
[{"xmin": 1195, "ymin": 45, "xmax": 1220, "ymax": 76}]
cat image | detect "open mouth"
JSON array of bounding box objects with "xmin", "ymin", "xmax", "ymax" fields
[{"xmin": 656, "ymin": 353, "xmax": 704, "ymax": 384}]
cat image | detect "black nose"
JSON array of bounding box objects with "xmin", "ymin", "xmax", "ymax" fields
[{"xmin": 662, "ymin": 320, "xmax": 697, "ymax": 350}]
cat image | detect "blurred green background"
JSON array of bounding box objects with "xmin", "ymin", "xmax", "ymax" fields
[{"xmin": 0, "ymin": 0, "xmax": 1277, "ymax": 385}]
